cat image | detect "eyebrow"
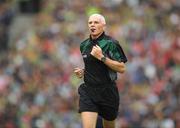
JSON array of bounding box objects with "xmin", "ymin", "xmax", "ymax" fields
[{"xmin": 88, "ymin": 20, "xmax": 100, "ymax": 23}]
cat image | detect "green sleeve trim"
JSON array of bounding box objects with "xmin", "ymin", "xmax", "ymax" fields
[{"xmin": 108, "ymin": 41, "xmax": 127, "ymax": 62}]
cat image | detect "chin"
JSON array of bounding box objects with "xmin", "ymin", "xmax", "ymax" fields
[
  {"xmin": 91, "ymin": 33, "xmax": 96, "ymax": 36},
  {"xmin": 91, "ymin": 32, "xmax": 99, "ymax": 36}
]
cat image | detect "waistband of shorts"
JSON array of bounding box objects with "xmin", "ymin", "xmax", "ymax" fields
[{"xmin": 85, "ymin": 81, "xmax": 115, "ymax": 88}]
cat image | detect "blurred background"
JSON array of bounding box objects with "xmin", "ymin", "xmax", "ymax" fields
[{"xmin": 0, "ymin": 0, "xmax": 179, "ymax": 128}]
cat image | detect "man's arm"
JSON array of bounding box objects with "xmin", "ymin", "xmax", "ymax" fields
[
  {"xmin": 103, "ymin": 57, "xmax": 126, "ymax": 73},
  {"xmin": 91, "ymin": 45, "xmax": 126, "ymax": 73}
]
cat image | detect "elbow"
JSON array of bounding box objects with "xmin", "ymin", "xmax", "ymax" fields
[{"xmin": 118, "ymin": 63, "xmax": 126, "ymax": 73}]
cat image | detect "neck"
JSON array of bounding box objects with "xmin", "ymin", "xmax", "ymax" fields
[{"xmin": 91, "ymin": 31, "xmax": 104, "ymax": 39}]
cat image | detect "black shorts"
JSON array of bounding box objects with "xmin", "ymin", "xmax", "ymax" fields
[{"xmin": 78, "ymin": 83, "xmax": 119, "ymax": 121}]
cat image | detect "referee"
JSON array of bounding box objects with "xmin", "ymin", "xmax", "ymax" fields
[{"xmin": 74, "ymin": 13, "xmax": 127, "ymax": 128}]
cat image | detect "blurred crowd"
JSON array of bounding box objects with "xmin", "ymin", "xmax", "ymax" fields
[{"xmin": 0, "ymin": 0, "xmax": 179, "ymax": 128}]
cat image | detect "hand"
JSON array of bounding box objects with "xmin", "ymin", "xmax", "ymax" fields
[
  {"xmin": 90, "ymin": 45, "xmax": 104, "ymax": 60},
  {"xmin": 74, "ymin": 67, "xmax": 84, "ymax": 78}
]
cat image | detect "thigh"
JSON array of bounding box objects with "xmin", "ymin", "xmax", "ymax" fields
[
  {"xmin": 81, "ymin": 112, "xmax": 98, "ymax": 128},
  {"xmin": 99, "ymin": 105, "xmax": 118, "ymax": 121},
  {"xmin": 102, "ymin": 119, "xmax": 115, "ymax": 128},
  {"xmin": 100, "ymin": 85, "xmax": 120, "ymax": 106},
  {"xmin": 98, "ymin": 85, "xmax": 119, "ymax": 121},
  {"xmin": 78, "ymin": 83, "xmax": 98, "ymax": 113}
]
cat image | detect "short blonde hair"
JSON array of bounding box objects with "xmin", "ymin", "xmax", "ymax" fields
[{"xmin": 89, "ymin": 14, "xmax": 106, "ymax": 25}]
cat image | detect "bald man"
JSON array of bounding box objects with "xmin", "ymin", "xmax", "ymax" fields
[{"xmin": 74, "ymin": 13, "xmax": 127, "ymax": 128}]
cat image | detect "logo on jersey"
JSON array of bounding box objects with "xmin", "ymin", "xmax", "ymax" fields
[{"xmin": 82, "ymin": 54, "xmax": 87, "ymax": 58}]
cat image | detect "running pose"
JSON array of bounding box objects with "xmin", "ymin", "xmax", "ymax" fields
[{"xmin": 74, "ymin": 13, "xmax": 127, "ymax": 128}]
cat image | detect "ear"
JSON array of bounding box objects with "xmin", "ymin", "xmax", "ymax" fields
[{"xmin": 103, "ymin": 25, "xmax": 106, "ymax": 31}]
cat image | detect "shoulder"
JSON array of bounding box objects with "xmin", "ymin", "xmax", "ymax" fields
[
  {"xmin": 80, "ymin": 38, "xmax": 89, "ymax": 46},
  {"xmin": 104, "ymin": 34, "xmax": 120, "ymax": 47}
]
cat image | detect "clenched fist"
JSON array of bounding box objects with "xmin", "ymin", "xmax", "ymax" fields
[
  {"xmin": 74, "ymin": 67, "xmax": 84, "ymax": 78},
  {"xmin": 90, "ymin": 45, "xmax": 104, "ymax": 60}
]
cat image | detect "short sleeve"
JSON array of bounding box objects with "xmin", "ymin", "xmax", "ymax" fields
[{"xmin": 108, "ymin": 42, "xmax": 127, "ymax": 63}]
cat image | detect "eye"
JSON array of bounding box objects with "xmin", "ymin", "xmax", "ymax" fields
[
  {"xmin": 94, "ymin": 21, "xmax": 99, "ymax": 24},
  {"xmin": 88, "ymin": 21, "xmax": 92, "ymax": 24}
]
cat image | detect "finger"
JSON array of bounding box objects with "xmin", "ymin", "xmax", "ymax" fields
[
  {"xmin": 74, "ymin": 69, "xmax": 81, "ymax": 73},
  {"xmin": 95, "ymin": 45, "xmax": 100, "ymax": 48},
  {"xmin": 75, "ymin": 67, "xmax": 82, "ymax": 71},
  {"xmin": 78, "ymin": 73, "xmax": 82, "ymax": 77},
  {"xmin": 80, "ymin": 70, "xmax": 83, "ymax": 74},
  {"xmin": 74, "ymin": 70, "xmax": 79, "ymax": 73},
  {"xmin": 93, "ymin": 46, "xmax": 98, "ymax": 49},
  {"xmin": 96, "ymin": 45, "xmax": 101, "ymax": 50},
  {"xmin": 93, "ymin": 47, "xmax": 98, "ymax": 51},
  {"xmin": 74, "ymin": 68, "xmax": 79, "ymax": 71}
]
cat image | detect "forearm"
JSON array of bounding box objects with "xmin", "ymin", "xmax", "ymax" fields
[
  {"xmin": 90, "ymin": 45, "xmax": 126, "ymax": 73},
  {"xmin": 103, "ymin": 57, "xmax": 126, "ymax": 73}
]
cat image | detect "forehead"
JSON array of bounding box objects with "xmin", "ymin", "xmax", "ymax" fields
[{"xmin": 88, "ymin": 15, "xmax": 101, "ymax": 22}]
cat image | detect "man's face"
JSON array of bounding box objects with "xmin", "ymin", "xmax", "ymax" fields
[{"xmin": 88, "ymin": 16, "xmax": 105, "ymax": 37}]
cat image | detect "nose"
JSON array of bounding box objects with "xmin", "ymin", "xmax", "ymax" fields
[
  {"xmin": 91, "ymin": 22, "xmax": 96, "ymax": 26},
  {"xmin": 90, "ymin": 24, "xmax": 95, "ymax": 27}
]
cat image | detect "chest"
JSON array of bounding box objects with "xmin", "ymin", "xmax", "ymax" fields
[{"xmin": 82, "ymin": 41, "xmax": 106, "ymax": 63}]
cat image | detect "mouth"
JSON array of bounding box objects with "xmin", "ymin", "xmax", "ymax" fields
[{"xmin": 90, "ymin": 28, "xmax": 96, "ymax": 32}]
